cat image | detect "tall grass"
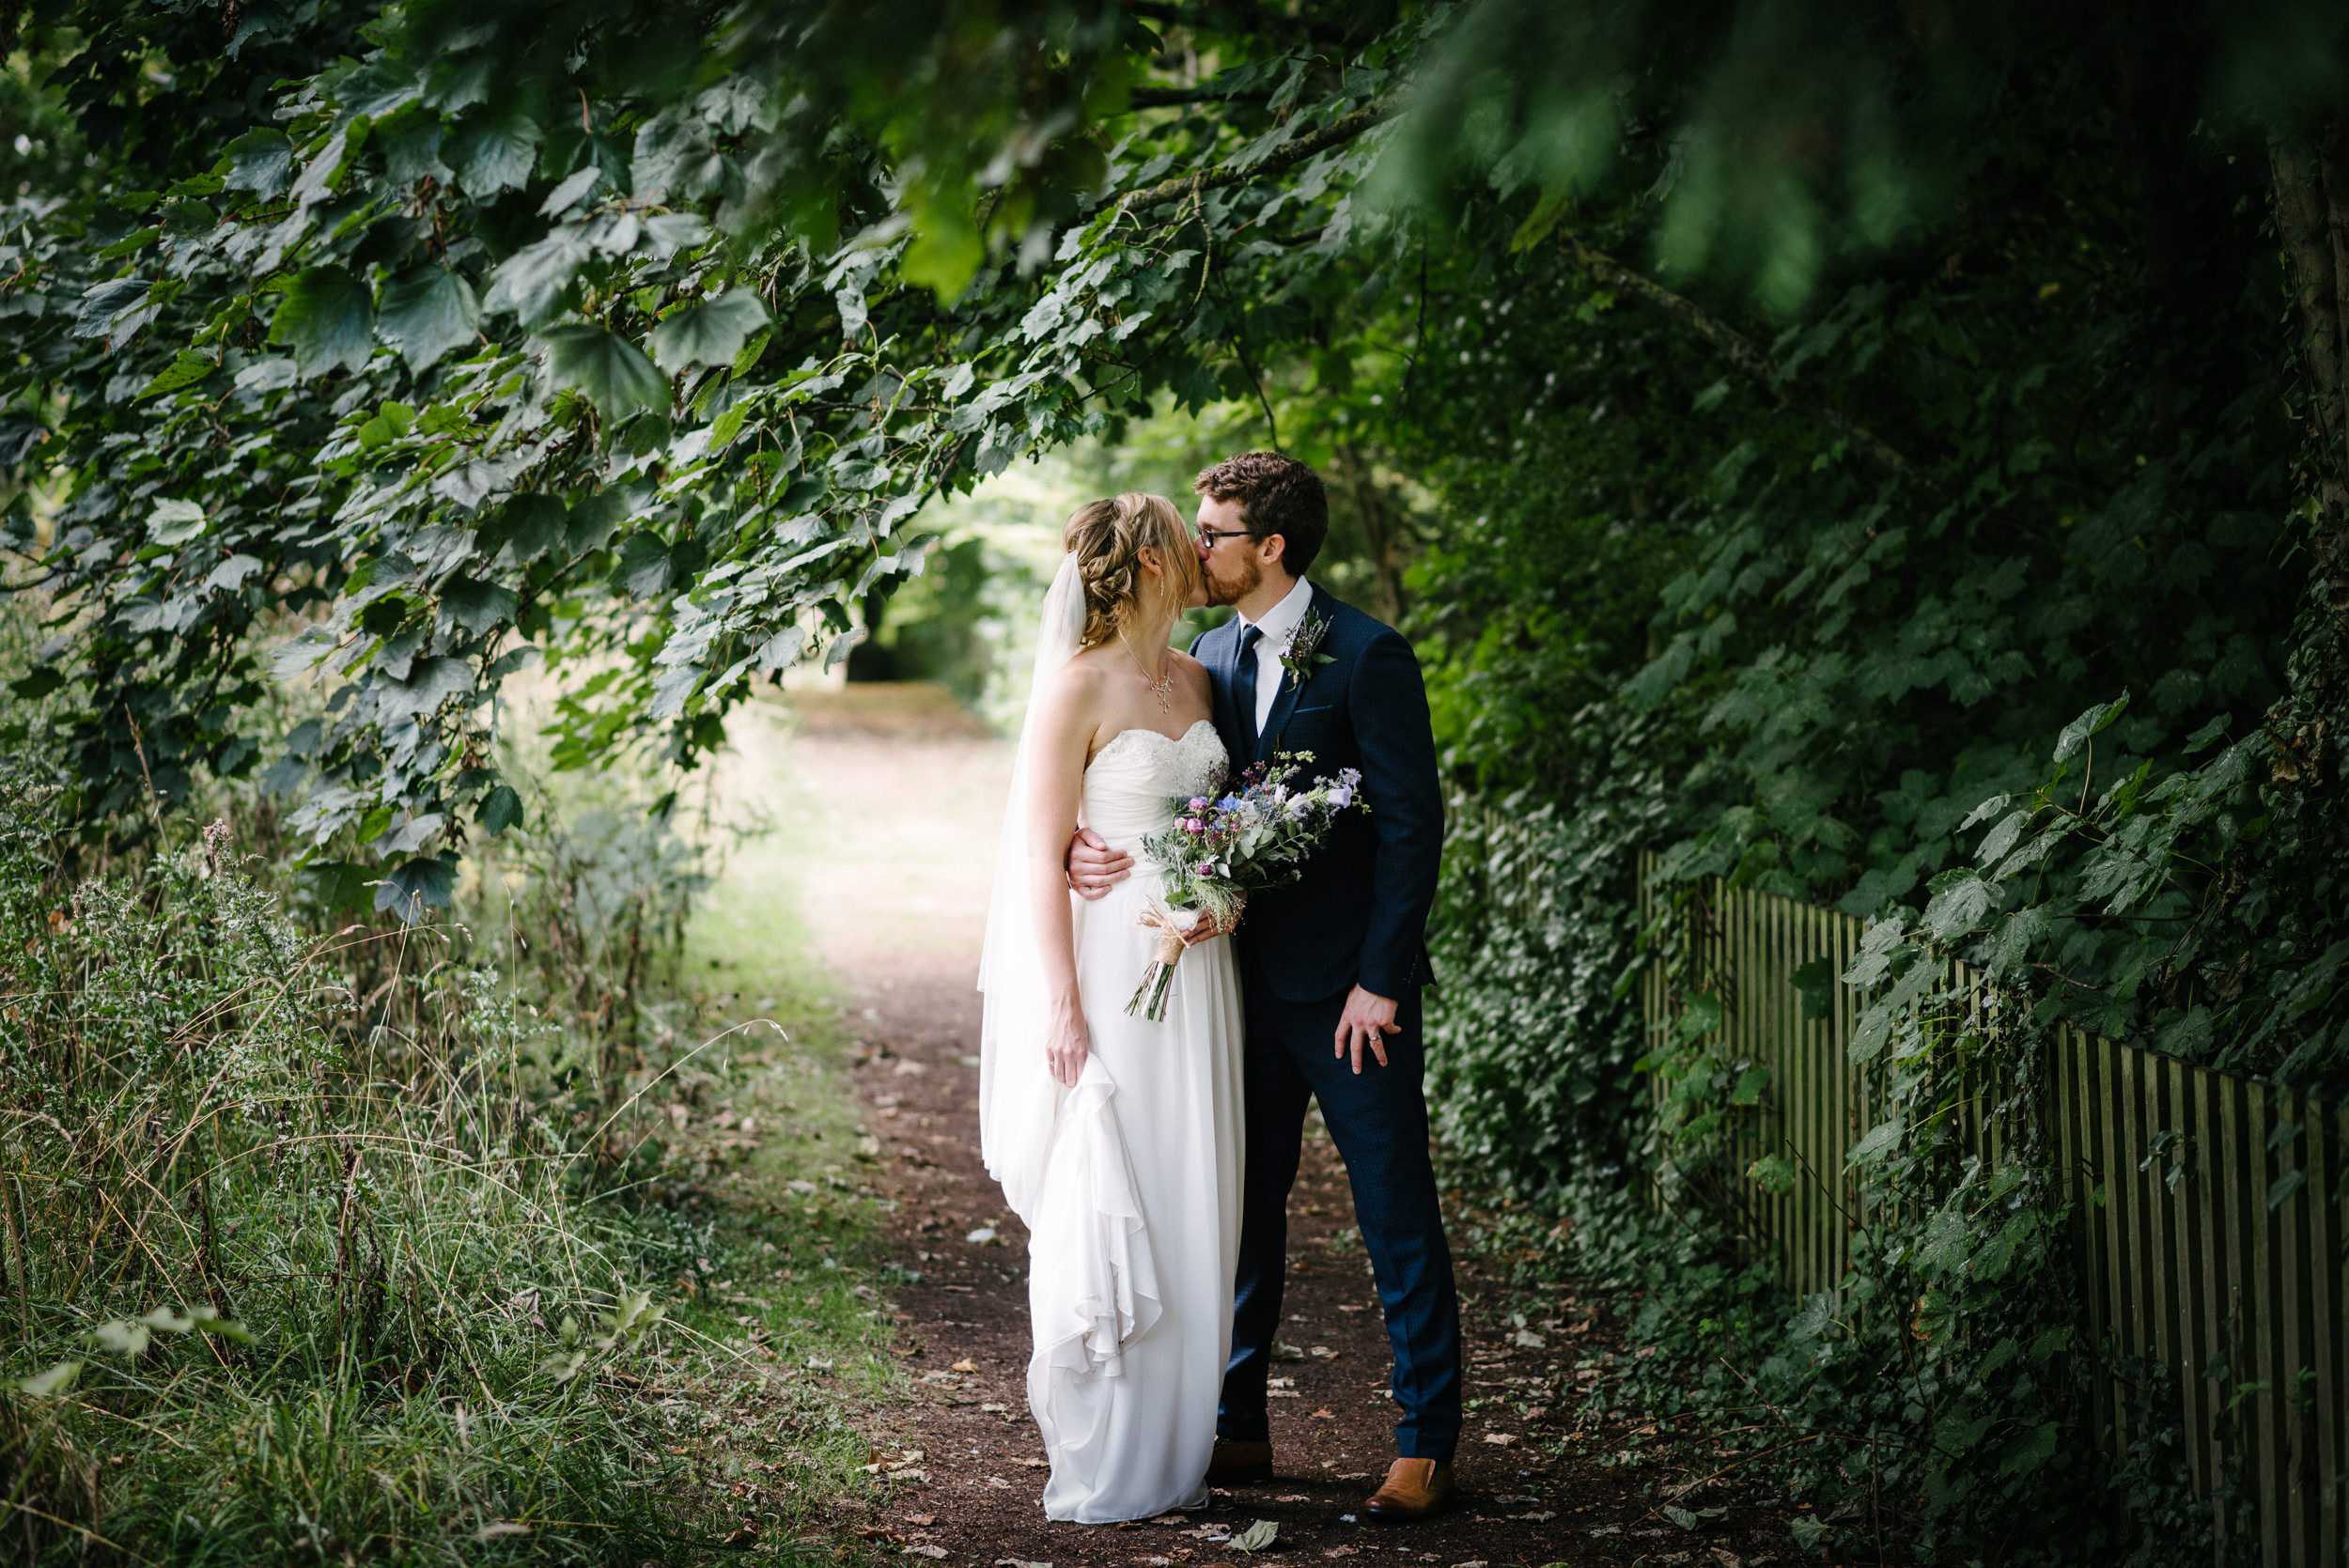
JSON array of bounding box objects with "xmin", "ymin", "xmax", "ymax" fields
[{"xmin": 0, "ymin": 772, "xmax": 739, "ymax": 1564}]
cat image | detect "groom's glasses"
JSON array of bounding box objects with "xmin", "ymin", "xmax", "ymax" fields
[{"xmin": 1196, "ymin": 527, "xmax": 1255, "ymax": 547}]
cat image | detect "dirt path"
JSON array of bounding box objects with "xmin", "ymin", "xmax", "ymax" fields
[{"xmin": 759, "ymin": 686, "xmax": 1797, "ymax": 1568}]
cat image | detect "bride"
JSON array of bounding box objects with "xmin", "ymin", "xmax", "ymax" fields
[{"xmin": 976, "ymin": 493, "xmax": 1245, "ymax": 1522}]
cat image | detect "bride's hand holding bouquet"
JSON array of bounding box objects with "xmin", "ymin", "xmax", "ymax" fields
[{"xmin": 1125, "ymin": 751, "xmax": 1363, "ymax": 1020}]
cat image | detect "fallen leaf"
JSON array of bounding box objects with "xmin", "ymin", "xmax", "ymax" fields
[
  {"xmin": 475, "ymin": 1523, "xmax": 530, "ymax": 1540},
  {"xmin": 1514, "ymin": 1328, "xmax": 1547, "ymax": 1349},
  {"xmin": 1273, "ymin": 1494, "xmax": 1312, "ymax": 1503},
  {"xmin": 1229, "ymin": 1520, "xmax": 1280, "ymax": 1552},
  {"xmin": 908, "ymin": 1549, "xmax": 948, "ymax": 1560},
  {"xmin": 966, "ymin": 1226, "xmax": 999, "ymax": 1245},
  {"xmin": 1480, "ymin": 1432, "xmax": 1518, "ymax": 1446},
  {"xmin": 1019, "ymin": 1456, "xmax": 1049, "ymax": 1468},
  {"xmin": 952, "ymin": 1358, "xmax": 980, "ymax": 1373},
  {"xmin": 980, "ymin": 1401, "xmax": 1012, "ymax": 1413},
  {"xmin": 1708, "ymin": 1550, "xmax": 1743, "ymax": 1568},
  {"xmin": 1509, "ymin": 1511, "xmax": 1559, "ymax": 1522},
  {"xmin": 1323, "ymin": 1552, "xmax": 1360, "ymax": 1560},
  {"xmin": 905, "ymin": 1514, "xmax": 937, "ymax": 1526},
  {"xmin": 1310, "ymin": 1408, "xmax": 1335, "ymax": 1419},
  {"xmin": 985, "ymin": 1476, "xmax": 1012, "ymax": 1488}
]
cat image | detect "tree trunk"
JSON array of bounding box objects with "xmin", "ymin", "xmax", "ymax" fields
[
  {"xmin": 2271, "ymin": 126, "xmax": 2349, "ymax": 525},
  {"xmin": 1337, "ymin": 442, "xmax": 1407, "ymax": 624}
]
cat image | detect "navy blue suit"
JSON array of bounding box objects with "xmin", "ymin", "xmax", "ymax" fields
[{"xmin": 1192, "ymin": 585, "xmax": 1462, "ymax": 1462}]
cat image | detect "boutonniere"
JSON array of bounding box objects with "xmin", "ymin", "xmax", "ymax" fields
[{"xmin": 1278, "ymin": 609, "xmax": 1335, "ymax": 691}]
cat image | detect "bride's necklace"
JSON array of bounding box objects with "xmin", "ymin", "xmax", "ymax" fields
[{"xmin": 1122, "ymin": 635, "xmax": 1174, "ymax": 714}]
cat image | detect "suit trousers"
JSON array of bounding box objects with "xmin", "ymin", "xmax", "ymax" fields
[{"xmin": 1216, "ymin": 957, "xmax": 1462, "ymax": 1460}]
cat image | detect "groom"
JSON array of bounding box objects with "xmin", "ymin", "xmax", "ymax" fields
[{"xmin": 1067, "ymin": 452, "xmax": 1461, "ymax": 1522}]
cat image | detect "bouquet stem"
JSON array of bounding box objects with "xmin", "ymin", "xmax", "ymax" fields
[
  {"xmin": 1126, "ymin": 909, "xmax": 1192, "ymax": 1022},
  {"xmin": 1124, "ymin": 955, "xmax": 1181, "ymax": 1021}
]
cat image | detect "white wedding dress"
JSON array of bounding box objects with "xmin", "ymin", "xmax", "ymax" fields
[{"xmin": 983, "ymin": 715, "xmax": 1246, "ymax": 1523}]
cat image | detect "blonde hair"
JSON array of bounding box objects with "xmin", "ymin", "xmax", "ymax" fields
[{"xmin": 1062, "ymin": 492, "xmax": 1200, "ymax": 648}]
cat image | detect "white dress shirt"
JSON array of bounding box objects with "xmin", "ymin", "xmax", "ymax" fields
[{"xmin": 1236, "ymin": 576, "xmax": 1315, "ymax": 733}]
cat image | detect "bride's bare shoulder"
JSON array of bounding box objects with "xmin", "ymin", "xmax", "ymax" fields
[
  {"xmin": 1035, "ymin": 647, "xmax": 1114, "ymax": 714},
  {"xmin": 1050, "ymin": 645, "xmax": 1119, "ymax": 690}
]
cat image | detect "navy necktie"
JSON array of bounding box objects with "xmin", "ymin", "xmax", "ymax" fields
[{"xmin": 1234, "ymin": 624, "xmax": 1263, "ymax": 757}]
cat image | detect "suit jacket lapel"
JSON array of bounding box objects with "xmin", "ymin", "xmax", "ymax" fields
[{"xmin": 1254, "ymin": 586, "xmax": 1330, "ymax": 761}]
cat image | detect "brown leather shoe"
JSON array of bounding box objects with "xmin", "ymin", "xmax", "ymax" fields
[
  {"xmin": 1205, "ymin": 1438, "xmax": 1274, "ymax": 1485},
  {"xmin": 1361, "ymin": 1457, "xmax": 1452, "ymax": 1523}
]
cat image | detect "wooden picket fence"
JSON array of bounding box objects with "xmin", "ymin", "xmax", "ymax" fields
[{"xmin": 1626, "ymin": 862, "xmax": 2346, "ymax": 1567}]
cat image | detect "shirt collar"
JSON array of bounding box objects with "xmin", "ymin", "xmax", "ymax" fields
[{"xmin": 1238, "ymin": 576, "xmax": 1314, "ymax": 644}]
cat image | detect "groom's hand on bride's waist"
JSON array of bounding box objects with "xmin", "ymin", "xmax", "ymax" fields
[
  {"xmin": 1065, "ymin": 827, "xmax": 1133, "ymax": 899},
  {"xmin": 1334, "ymin": 986, "xmax": 1400, "ymax": 1075}
]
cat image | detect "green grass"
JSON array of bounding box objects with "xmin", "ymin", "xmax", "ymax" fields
[{"xmin": 0, "ymin": 754, "xmax": 905, "ymax": 1565}]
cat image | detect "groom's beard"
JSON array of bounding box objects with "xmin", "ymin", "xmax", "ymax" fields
[{"xmin": 1206, "ymin": 552, "xmax": 1260, "ymax": 609}]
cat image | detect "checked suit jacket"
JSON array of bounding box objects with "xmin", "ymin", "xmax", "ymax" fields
[{"xmin": 1190, "ymin": 585, "xmax": 1444, "ymax": 1003}]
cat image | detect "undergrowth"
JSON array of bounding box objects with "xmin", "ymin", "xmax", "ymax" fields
[{"xmin": 0, "ymin": 747, "xmax": 902, "ymax": 1563}]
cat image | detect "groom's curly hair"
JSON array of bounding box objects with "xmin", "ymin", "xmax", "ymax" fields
[{"xmin": 1193, "ymin": 451, "xmax": 1328, "ymax": 575}]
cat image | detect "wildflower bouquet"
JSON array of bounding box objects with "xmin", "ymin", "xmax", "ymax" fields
[{"xmin": 1125, "ymin": 751, "xmax": 1363, "ymax": 1020}]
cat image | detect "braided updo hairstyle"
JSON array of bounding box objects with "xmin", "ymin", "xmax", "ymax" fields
[{"xmin": 1062, "ymin": 492, "xmax": 1200, "ymax": 649}]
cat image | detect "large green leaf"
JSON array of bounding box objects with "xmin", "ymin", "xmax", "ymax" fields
[
  {"xmin": 440, "ymin": 575, "xmax": 517, "ymax": 634},
  {"xmin": 476, "ymin": 784, "xmax": 524, "ymax": 836},
  {"xmin": 376, "ymin": 856, "xmax": 456, "ymax": 921},
  {"xmin": 540, "ymin": 325, "xmax": 668, "ymax": 418},
  {"xmin": 451, "ymin": 114, "xmax": 542, "ymax": 197},
  {"xmin": 483, "ymin": 231, "xmax": 591, "ymax": 328},
  {"xmin": 219, "ymin": 128, "xmax": 294, "ymax": 196},
  {"xmin": 648, "ymin": 290, "xmax": 771, "ymax": 373},
  {"xmin": 147, "ymin": 498, "xmax": 208, "ymax": 546},
  {"xmin": 269, "ymin": 266, "xmax": 375, "ymax": 377},
  {"xmin": 611, "ymin": 530, "xmax": 673, "ymax": 598},
  {"xmin": 135, "ymin": 349, "xmax": 219, "ymax": 399},
  {"xmin": 376, "ymin": 267, "xmax": 480, "ymax": 373}
]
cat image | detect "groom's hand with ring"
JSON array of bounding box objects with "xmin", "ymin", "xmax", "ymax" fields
[
  {"xmin": 1065, "ymin": 827, "xmax": 1133, "ymax": 899},
  {"xmin": 1334, "ymin": 986, "xmax": 1399, "ymax": 1074}
]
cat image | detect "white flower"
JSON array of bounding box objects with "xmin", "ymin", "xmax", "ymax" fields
[{"xmin": 1329, "ymin": 785, "xmax": 1352, "ymax": 808}]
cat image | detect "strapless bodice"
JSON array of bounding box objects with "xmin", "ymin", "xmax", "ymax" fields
[{"xmin": 1083, "ymin": 719, "xmax": 1227, "ymax": 859}]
